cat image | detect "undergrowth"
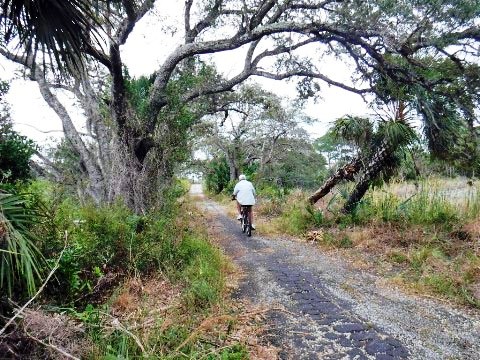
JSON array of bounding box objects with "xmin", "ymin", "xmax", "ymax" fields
[
  {"xmin": 1, "ymin": 180, "xmax": 248, "ymax": 359},
  {"xmin": 73, "ymin": 198, "xmax": 246, "ymax": 359}
]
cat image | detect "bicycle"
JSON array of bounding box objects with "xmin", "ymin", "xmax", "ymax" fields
[
  {"xmin": 240, "ymin": 205, "xmax": 252, "ymax": 237},
  {"xmin": 232, "ymin": 195, "xmax": 253, "ymax": 237}
]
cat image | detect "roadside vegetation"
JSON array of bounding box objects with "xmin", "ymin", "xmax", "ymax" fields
[
  {"xmin": 0, "ymin": 99, "xmax": 249, "ymax": 358},
  {"xmin": 1, "ymin": 177, "xmax": 255, "ymax": 358}
]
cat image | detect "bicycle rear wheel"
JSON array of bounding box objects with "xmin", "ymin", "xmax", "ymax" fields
[{"xmin": 244, "ymin": 206, "xmax": 252, "ymax": 237}]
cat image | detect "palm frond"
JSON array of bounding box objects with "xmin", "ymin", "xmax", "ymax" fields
[
  {"xmin": 0, "ymin": 191, "xmax": 44, "ymax": 296},
  {"xmin": 332, "ymin": 116, "xmax": 374, "ymax": 149},
  {"xmin": 1, "ymin": 0, "xmax": 106, "ymax": 73},
  {"xmin": 377, "ymin": 120, "xmax": 418, "ymax": 148}
]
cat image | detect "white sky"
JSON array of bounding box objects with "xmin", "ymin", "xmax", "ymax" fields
[{"xmin": 1, "ymin": 0, "xmax": 370, "ymax": 147}]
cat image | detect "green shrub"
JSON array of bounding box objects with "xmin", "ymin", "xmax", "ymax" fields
[
  {"xmin": 273, "ymin": 191, "xmax": 327, "ymax": 235},
  {"xmin": 0, "ymin": 124, "xmax": 36, "ymax": 183},
  {"xmin": 257, "ymin": 184, "xmax": 289, "ymax": 199},
  {"xmin": 38, "ymin": 201, "xmax": 144, "ymax": 300},
  {"xmin": 221, "ymin": 180, "xmax": 236, "ymax": 196},
  {"xmin": 204, "ymin": 156, "xmax": 230, "ymax": 194},
  {"xmin": 278, "ymin": 205, "xmax": 311, "ymax": 235},
  {"xmin": 0, "ymin": 191, "xmax": 45, "ymax": 297},
  {"xmin": 338, "ymin": 236, "xmax": 353, "ymax": 248},
  {"xmin": 409, "ymin": 246, "xmax": 445, "ymax": 272}
]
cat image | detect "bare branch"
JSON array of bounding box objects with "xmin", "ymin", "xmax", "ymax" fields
[
  {"xmin": 186, "ymin": 0, "xmax": 223, "ymax": 43},
  {"xmin": 249, "ymin": 0, "xmax": 276, "ymax": 30},
  {"xmin": 185, "ymin": 0, "xmax": 194, "ymax": 37},
  {"xmin": 115, "ymin": 0, "xmax": 155, "ymax": 45}
]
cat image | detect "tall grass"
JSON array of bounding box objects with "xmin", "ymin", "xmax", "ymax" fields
[
  {"xmin": 348, "ymin": 179, "xmax": 479, "ymax": 227},
  {"xmin": 262, "ymin": 190, "xmax": 324, "ymax": 235}
]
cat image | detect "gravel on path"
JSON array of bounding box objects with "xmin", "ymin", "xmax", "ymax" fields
[{"xmin": 191, "ymin": 184, "xmax": 480, "ymax": 360}]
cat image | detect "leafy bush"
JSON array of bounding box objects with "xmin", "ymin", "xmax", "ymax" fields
[
  {"xmin": 0, "ymin": 122, "xmax": 36, "ymax": 183},
  {"xmin": 52, "ymin": 198, "xmax": 228, "ymax": 357},
  {"xmin": 38, "ymin": 200, "xmax": 149, "ymax": 300},
  {"xmin": 25, "ymin": 177, "xmax": 225, "ymax": 310},
  {"xmin": 204, "ymin": 156, "xmax": 230, "ymax": 194}
]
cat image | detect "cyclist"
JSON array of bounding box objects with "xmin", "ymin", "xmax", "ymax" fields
[{"xmin": 232, "ymin": 174, "xmax": 256, "ymax": 230}]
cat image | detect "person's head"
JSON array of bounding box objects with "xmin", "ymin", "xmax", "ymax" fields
[{"xmin": 239, "ymin": 174, "xmax": 246, "ymax": 181}]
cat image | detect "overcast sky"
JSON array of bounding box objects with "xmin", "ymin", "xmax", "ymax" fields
[{"xmin": 1, "ymin": 0, "xmax": 370, "ymax": 146}]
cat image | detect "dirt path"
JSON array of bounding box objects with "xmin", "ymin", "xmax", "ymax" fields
[{"xmin": 191, "ymin": 184, "xmax": 480, "ymax": 360}]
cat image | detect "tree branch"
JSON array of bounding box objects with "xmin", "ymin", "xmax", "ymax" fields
[
  {"xmin": 251, "ymin": 69, "xmax": 371, "ymax": 95},
  {"xmin": 147, "ymin": 20, "xmax": 330, "ymax": 127},
  {"xmin": 186, "ymin": 0, "xmax": 223, "ymax": 43},
  {"xmin": 249, "ymin": 0, "xmax": 276, "ymax": 30},
  {"xmin": 115, "ymin": 0, "xmax": 155, "ymax": 45}
]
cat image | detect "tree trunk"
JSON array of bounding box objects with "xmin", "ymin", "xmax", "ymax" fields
[
  {"xmin": 229, "ymin": 164, "xmax": 239, "ymax": 182},
  {"xmin": 36, "ymin": 76, "xmax": 107, "ymax": 203},
  {"xmin": 342, "ymin": 142, "xmax": 393, "ymax": 213},
  {"xmin": 308, "ymin": 157, "xmax": 362, "ymax": 204},
  {"xmin": 226, "ymin": 151, "xmax": 239, "ymax": 182}
]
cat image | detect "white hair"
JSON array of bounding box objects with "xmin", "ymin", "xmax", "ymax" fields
[{"xmin": 239, "ymin": 174, "xmax": 246, "ymax": 180}]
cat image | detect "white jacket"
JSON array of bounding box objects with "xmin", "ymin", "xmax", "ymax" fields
[{"xmin": 233, "ymin": 180, "xmax": 256, "ymax": 205}]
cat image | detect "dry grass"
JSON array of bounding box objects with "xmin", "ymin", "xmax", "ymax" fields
[
  {"xmin": 110, "ymin": 275, "xmax": 182, "ymax": 328},
  {"xmin": 317, "ymin": 223, "xmax": 480, "ymax": 306}
]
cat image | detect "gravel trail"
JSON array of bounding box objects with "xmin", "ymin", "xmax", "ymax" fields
[{"xmin": 191, "ymin": 184, "xmax": 480, "ymax": 360}]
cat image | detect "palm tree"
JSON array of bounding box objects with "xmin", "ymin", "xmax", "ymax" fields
[
  {"xmin": 310, "ymin": 56, "xmax": 480, "ymax": 212},
  {"xmin": 309, "ymin": 102, "xmax": 418, "ymax": 212},
  {"xmin": 1, "ymin": 0, "xmax": 104, "ymax": 72},
  {"xmin": 342, "ymin": 115, "xmax": 417, "ymax": 213}
]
